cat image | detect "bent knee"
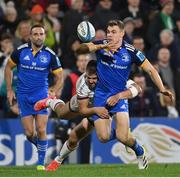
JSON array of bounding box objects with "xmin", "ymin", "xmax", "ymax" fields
[
  {"xmin": 25, "ymin": 130, "xmax": 35, "ymax": 138},
  {"xmin": 69, "ymin": 130, "xmax": 78, "ymax": 144},
  {"xmin": 97, "ymin": 134, "xmax": 110, "ymax": 143}
]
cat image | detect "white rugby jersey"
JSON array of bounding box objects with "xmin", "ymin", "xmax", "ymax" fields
[
  {"xmin": 69, "ymin": 73, "xmax": 135, "ymax": 112},
  {"xmin": 69, "ymin": 73, "xmax": 94, "ymax": 112}
]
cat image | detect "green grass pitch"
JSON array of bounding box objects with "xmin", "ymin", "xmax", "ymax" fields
[{"xmin": 0, "ymin": 163, "xmax": 180, "ymax": 177}]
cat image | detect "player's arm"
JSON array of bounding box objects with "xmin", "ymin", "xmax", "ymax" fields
[
  {"xmin": 50, "ymin": 68, "xmax": 63, "ymax": 97},
  {"xmin": 78, "ymin": 98, "xmax": 109, "ymax": 119},
  {"xmin": 76, "ymin": 42, "xmax": 108, "ymax": 54},
  {"xmin": 141, "ymin": 59, "xmax": 174, "ymax": 101},
  {"xmin": 106, "ymin": 80, "xmax": 141, "ymax": 106},
  {"xmin": 4, "ymin": 58, "xmax": 17, "ymax": 105}
]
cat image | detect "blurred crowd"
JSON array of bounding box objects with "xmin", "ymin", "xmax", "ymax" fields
[{"xmin": 0, "ymin": 0, "xmax": 180, "ymax": 119}]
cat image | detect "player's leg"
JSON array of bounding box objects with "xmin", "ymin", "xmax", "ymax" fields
[
  {"xmin": 94, "ymin": 118, "xmax": 112, "ymax": 143},
  {"xmin": 21, "ymin": 115, "xmax": 37, "ymax": 146},
  {"xmin": 35, "ymin": 114, "xmax": 48, "ymax": 170},
  {"xmin": 114, "ymin": 112, "xmax": 148, "ymax": 169},
  {"xmin": 54, "ymin": 101, "xmax": 80, "ymax": 119},
  {"xmin": 34, "ymin": 98, "xmax": 80, "ymax": 119},
  {"xmin": 46, "ymin": 118, "xmax": 94, "ymax": 171}
]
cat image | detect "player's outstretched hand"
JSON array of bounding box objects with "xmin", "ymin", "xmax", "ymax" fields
[
  {"xmin": 160, "ymin": 90, "xmax": 174, "ymax": 103},
  {"xmin": 95, "ymin": 107, "xmax": 109, "ymax": 119},
  {"xmin": 106, "ymin": 94, "xmax": 120, "ymax": 107}
]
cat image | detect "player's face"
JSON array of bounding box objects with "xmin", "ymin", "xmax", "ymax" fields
[
  {"xmin": 107, "ymin": 25, "xmax": 124, "ymax": 45},
  {"xmin": 30, "ymin": 27, "xmax": 46, "ymax": 48},
  {"xmin": 85, "ymin": 73, "xmax": 98, "ymax": 90}
]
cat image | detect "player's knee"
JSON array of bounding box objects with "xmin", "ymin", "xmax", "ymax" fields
[
  {"xmin": 24, "ymin": 130, "xmax": 34, "ymax": 138},
  {"xmin": 37, "ymin": 126, "xmax": 46, "ymax": 135},
  {"xmin": 98, "ymin": 133, "xmax": 110, "ymax": 143},
  {"xmin": 69, "ymin": 130, "xmax": 78, "ymax": 144}
]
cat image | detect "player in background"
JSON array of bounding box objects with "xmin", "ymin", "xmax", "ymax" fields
[
  {"xmin": 4, "ymin": 24, "xmax": 63, "ymax": 170},
  {"xmin": 75, "ymin": 20, "xmax": 174, "ymax": 169},
  {"xmin": 34, "ymin": 60, "xmax": 141, "ymax": 171}
]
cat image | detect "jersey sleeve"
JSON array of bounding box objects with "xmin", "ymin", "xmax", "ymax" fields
[
  {"xmin": 10, "ymin": 48, "xmax": 21, "ymax": 64},
  {"xmin": 76, "ymin": 76, "xmax": 89, "ymax": 99},
  {"xmin": 50, "ymin": 54, "xmax": 62, "ymax": 71},
  {"xmin": 130, "ymin": 48, "xmax": 146, "ymax": 66}
]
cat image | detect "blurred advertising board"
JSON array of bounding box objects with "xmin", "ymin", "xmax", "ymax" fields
[{"xmin": 91, "ymin": 117, "xmax": 180, "ymax": 164}]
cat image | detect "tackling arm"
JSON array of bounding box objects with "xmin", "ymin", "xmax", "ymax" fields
[{"xmin": 78, "ymin": 98, "xmax": 109, "ymax": 119}]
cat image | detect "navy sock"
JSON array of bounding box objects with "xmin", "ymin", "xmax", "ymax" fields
[
  {"xmin": 27, "ymin": 135, "xmax": 37, "ymax": 147},
  {"xmin": 37, "ymin": 139, "xmax": 48, "ymax": 166},
  {"xmin": 130, "ymin": 140, "xmax": 144, "ymax": 156}
]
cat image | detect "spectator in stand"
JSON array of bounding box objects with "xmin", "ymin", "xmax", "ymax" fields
[
  {"xmin": 146, "ymin": 0, "xmax": 175, "ymax": 46},
  {"xmin": 133, "ymin": 36, "xmax": 146, "ymax": 54},
  {"xmin": 123, "ymin": 17, "xmax": 135, "ymax": 44},
  {"xmin": 95, "ymin": 29, "xmax": 106, "ymax": 40},
  {"xmin": 61, "ymin": 53, "xmax": 91, "ymax": 103},
  {"xmin": 157, "ymin": 47, "xmax": 175, "ymax": 91},
  {"xmin": 0, "ymin": 33, "xmax": 14, "ymax": 118},
  {"xmin": 14, "ymin": 20, "xmax": 31, "ymax": 48},
  {"xmin": 29, "ymin": 4, "xmax": 57, "ymax": 50},
  {"xmin": 90, "ymin": 0, "xmax": 119, "ymax": 31},
  {"xmin": 0, "ymin": 4, "xmax": 19, "ymax": 35},
  {"xmin": 147, "ymin": 29, "xmax": 180, "ymax": 72},
  {"xmin": 45, "ymin": 0, "xmax": 61, "ymax": 54},
  {"xmin": 130, "ymin": 35, "xmax": 146, "ymax": 77},
  {"xmin": 129, "ymin": 73, "xmax": 161, "ymax": 117},
  {"xmin": 119, "ymin": 0, "xmax": 149, "ymax": 38},
  {"xmin": 60, "ymin": 0, "xmax": 87, "ymax": 69},
  {"xmin": 0, "ymin": 33, "xmax": 14, "ymax": 88},
  {"xmin": 173, "ymin": 14, "xmax": 180, "ymax": 113}
]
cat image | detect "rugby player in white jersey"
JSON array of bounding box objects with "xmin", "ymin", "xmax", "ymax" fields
[{"xmin": 34, "ymin": 60, "xmax": 141, "ymax": 171}]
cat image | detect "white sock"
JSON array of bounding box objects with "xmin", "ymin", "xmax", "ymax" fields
[
  {"xmin": 48, "ymin": 99, "xmax": 65, "ymax": 111},
  {"xmin": 55, "ymin": 140, "xmax": 77, "ymax": 164}
]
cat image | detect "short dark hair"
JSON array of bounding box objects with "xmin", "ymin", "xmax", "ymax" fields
[
  {"xmin": 0, "ymin": 33, "xmax": 13, "ymax": 41},
  {"xmin": 30, "ymin": 24, "xmax": 45, "ymax": 32},
  {"xmin": 86, "ymin": 60, "xmax": 97, "ymax": 75},
  {"xmin": 107, "ymin": 20, "xmax": 124, "ymax": 30}
]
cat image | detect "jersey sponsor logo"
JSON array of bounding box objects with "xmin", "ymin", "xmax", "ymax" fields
[
  {"xmin": 136, "ymin": 51, "xmax": 145, "ymax": 62},
  {"xmin": 101, "ymin": 60, "xmax": 128, "ymax": 69},
  {"xmin": 20, "ymin": 64, "xmax": 46, "ymax": 71},
  {"xmin": 23, "ymin": 55, "xmax": 30, "ymax": 61},
  {"xmin": 121, "ymin": 54, "xmax": 129, "ymax": 62},
  {"xmin": 39, "ymin": 55, "xmax": 48, "ymax": 63}
]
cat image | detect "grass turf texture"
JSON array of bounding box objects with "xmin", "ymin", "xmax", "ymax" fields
[{"xmin": 0, "ymin": 163, "xmax": 179, "ymax": 177}]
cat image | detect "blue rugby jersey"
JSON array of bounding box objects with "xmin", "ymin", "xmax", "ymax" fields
[
  {"xmin": 10, "ymin": 43, "xmax": 62, "ymax": 94},
  {"xmin": 94, "ymin": 40, "xmax": 146, "ymax": 94}
]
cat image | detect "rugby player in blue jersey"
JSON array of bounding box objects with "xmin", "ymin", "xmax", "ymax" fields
[
  {"xmin": 76, "ymin": 20, "xmax": 174, "ymax": 169},
  {"xmin": 4, "ymin": 24, "xmax": 63, "ymax": 170}
]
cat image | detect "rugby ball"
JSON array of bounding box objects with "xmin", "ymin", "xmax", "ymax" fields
[{"xmin": 77, "ymin": 21, "xmax": 95, "ymax": 42}]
